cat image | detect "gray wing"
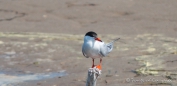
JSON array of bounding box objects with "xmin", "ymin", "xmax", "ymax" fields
[
  {"xmin": 100, "ymin": 38, "xmax": 120, "ymax": 57},
  {"xmin": 82, "ymin": 47, "xmax": 89, "ymax": 58}
]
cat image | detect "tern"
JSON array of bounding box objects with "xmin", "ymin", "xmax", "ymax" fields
[{"xmin": 82, "ymin": 31, "xmax": 120, "ymax": 69}]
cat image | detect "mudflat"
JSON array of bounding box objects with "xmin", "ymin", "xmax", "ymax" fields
[{"xmin": 0, "ymin": 0, "xmax": 177, "ymax": 86}]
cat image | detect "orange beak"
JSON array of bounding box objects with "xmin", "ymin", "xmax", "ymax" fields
[{"xmin": 95, "ymin": 37, "xmax": 102, "ymax": 42}]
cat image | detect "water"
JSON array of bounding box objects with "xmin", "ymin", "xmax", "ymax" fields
[{"xmin": 0, "ymin": 70, "xmax": 67, "ymax": 85}]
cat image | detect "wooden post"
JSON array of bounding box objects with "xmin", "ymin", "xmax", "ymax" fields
[{"xmin": 86, "ymin": 67, "xmax": 101, "ymax": 86}]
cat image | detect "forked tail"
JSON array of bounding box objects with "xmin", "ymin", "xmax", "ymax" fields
[
  {"xmin": 107, "ymin": 38, "xmax": 120, "ymax": 52},
  {"xmin": 111, "ymin": 38, "xmax": 120, "ymax": 44}
]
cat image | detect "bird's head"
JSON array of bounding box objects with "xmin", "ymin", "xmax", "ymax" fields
[{"xmin": 84, "ymin": 31, "xmax": 102, "ymax": 42}]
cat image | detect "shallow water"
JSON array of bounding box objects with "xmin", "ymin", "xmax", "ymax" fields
[{"xmin": 0, "ymin": 70, "xmax": 67, "ymax": 85}]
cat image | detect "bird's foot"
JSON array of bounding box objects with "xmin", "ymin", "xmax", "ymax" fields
[
  {"xmin": 92, "ymin": 64, "xmax": 101, "ymax": 70},
  {"xmin": 96, "ymin": 64, "xmax": 101, "ymax": 70}
]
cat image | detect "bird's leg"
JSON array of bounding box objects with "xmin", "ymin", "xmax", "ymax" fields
[
  {"xmin": 96, "ymin": 58, "xmax": 102, "ymax": 70},
  {"xmin": 100, "ymin": 58, "xmax": 102, "ymax": 65},
  {"xmin": 92, "ymin": 59, "xmax": 95, "ymax": 68}
]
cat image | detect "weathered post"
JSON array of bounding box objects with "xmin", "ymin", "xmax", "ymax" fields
[{"xmin": 86, "ymin": 66, "xmax": 101, "ymax": 86}]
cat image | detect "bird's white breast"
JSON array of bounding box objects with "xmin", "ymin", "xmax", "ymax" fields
[{"xmin": 83, "ymin": 36, "xmax": 104, "ymax": 59}]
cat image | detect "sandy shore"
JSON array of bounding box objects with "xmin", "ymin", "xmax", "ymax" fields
[{"xmin": 0, "ymin": 0, "xmax": 177, "ymax": 86}]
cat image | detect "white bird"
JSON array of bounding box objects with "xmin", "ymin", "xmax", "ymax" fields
[{"xmin": 82, "ymin": 31, "xmax": 120, "ymax": 69}]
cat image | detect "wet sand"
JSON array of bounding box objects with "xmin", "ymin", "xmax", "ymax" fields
[{"xmin": 0, "ymin": 0, "xmax": 177, "ymax": 86}]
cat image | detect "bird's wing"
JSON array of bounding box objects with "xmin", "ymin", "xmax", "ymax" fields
[
  {"xmin": 106, "ymin": 38, "xmax": 120, "ymax": 53},
  {"xmin": 82, "ymin": 47, "xmax": 89, "ymax": 58},
  {"xmin": 100, "ymin": 38, "xmax": 120, "ymax": 57}
]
